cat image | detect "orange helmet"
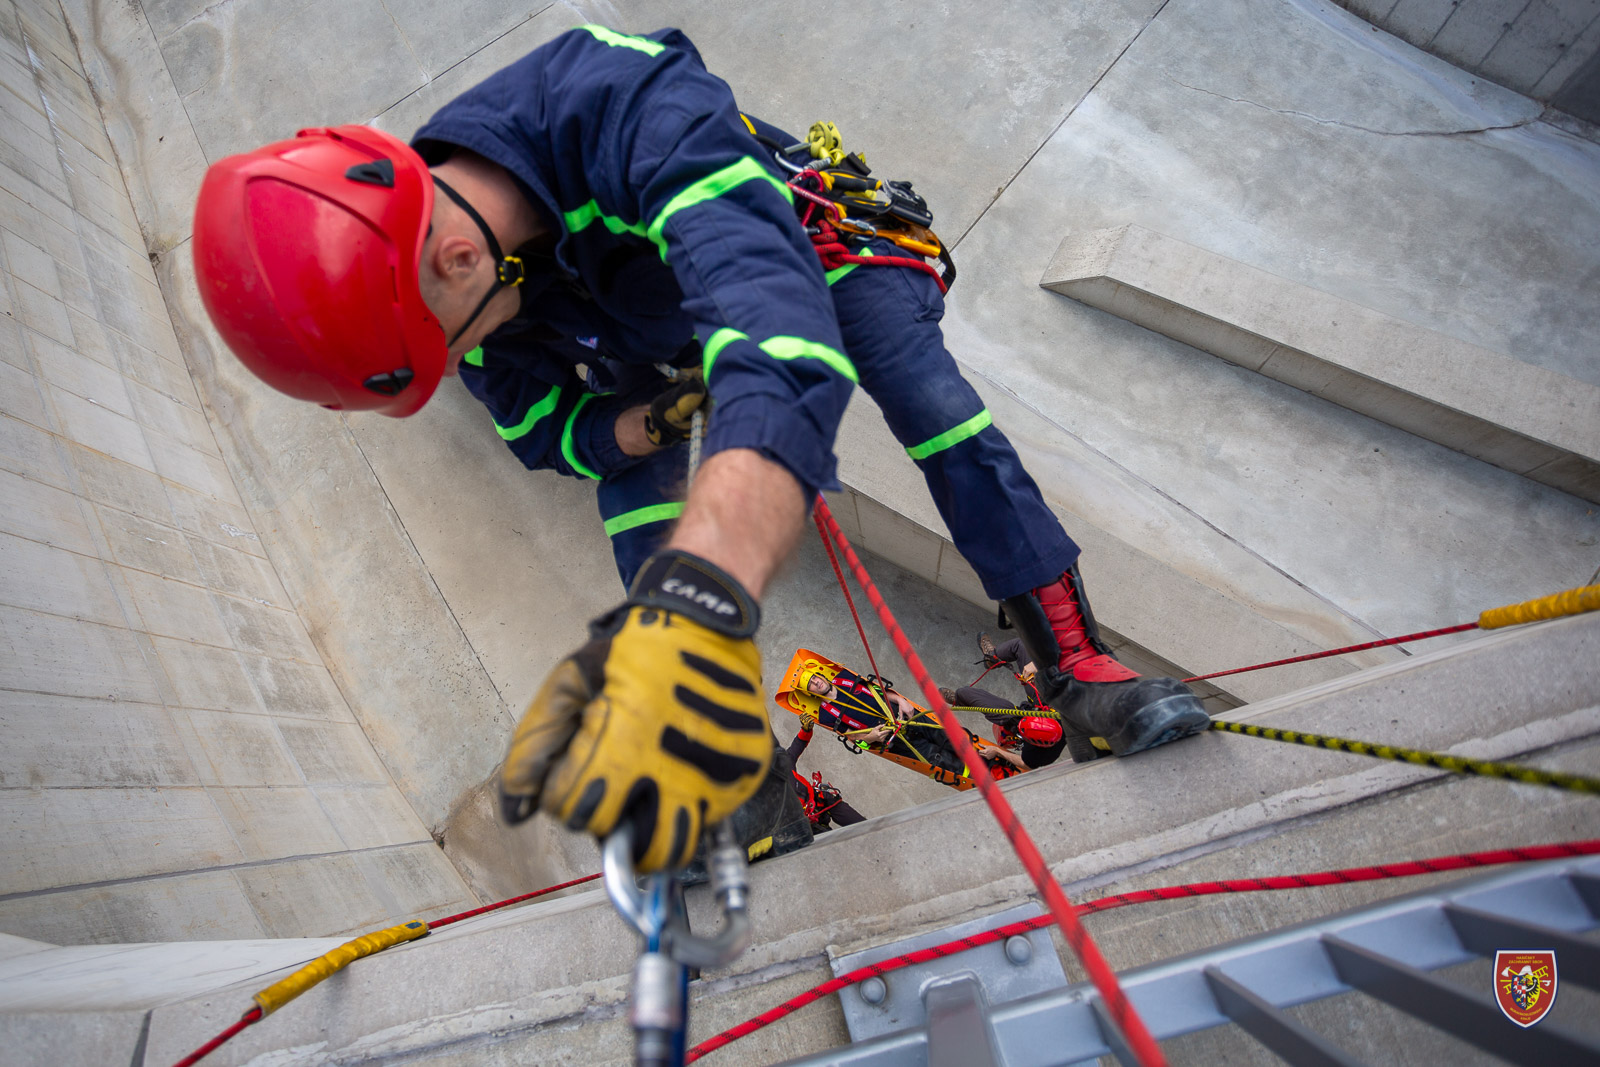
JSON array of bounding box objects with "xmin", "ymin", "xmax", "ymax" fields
[{"xmin": 192, "ymin": 125, "xmax": 444, "ymax": 416}]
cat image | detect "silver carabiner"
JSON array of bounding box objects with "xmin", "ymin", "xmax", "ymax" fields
[
  {"xmin": 604, "ymin": 822, "xmax": 754, "ymax": 1067},
  {"xmin": 602, "ymin": 821, "xmax": 753, "ymax": 967}
]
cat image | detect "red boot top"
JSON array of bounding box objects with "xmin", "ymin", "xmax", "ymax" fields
[{"xmin": 1033, "ymin": 573, "xmax": 1140, "ymax": 684}]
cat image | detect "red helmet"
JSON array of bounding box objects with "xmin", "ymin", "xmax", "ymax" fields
[
  {"xmin": 192, "ymin": 125, "xmax": 444, "ymax": 417},
  {"xmin": 1018, "ymin": 716, "xmax": 1064, "ymax": 746}
]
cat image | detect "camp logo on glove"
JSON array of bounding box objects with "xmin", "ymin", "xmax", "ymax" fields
[
  {"xmin": 660, "ymin": 577, "xmax": 741, "ymax": 621},
  {"xmin": 628, "ymin": 551, "xmax": 758, "ymax": 636}
]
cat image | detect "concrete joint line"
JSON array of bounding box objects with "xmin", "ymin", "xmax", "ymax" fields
[
  {"xmin": 0, "ymin": 839, "xmax": 437, "ymax": 904},
  {"xmin": 1163, "ymin": 74, "xmax": 1540, "ymax": 138},
  {"xmin": 955, "ymin": 359, "xmax": 1390, "ymax": 644}
]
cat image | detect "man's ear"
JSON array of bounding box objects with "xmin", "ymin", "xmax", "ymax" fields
[{"xmin": 432, "ymin": 233, "xmax": 483, "ymax": 285}]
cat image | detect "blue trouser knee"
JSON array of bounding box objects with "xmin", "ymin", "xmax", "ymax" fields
[
  {"xmin": 830, "ymin": 240, "xmax": 1079, "ymax": 599},
  {"xmin": 599, "ymin": 241, "xmax": 1078, "ymax": 599},
  {"xmin": 596, "ymin": 444, "xmax": 688, "ymax": 590}
]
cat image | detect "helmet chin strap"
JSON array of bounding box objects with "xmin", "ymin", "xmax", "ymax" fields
[{"xmin": 432, "ymin": 175, "xmax": 527, "ymax": 348}]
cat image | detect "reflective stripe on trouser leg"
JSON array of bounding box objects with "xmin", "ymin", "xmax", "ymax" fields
[
  {"xmin": 830, "ymin": 238, "xmax": 1078, "ymax": 599},
  {"xmin": 596, "ymin": 446, "xmax": 689, "ymax": 592}
]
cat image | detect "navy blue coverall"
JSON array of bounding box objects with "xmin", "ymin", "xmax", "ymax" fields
[{"xmin": 413, "ymin": 25, "xmax": 1078, "ymax": 594}]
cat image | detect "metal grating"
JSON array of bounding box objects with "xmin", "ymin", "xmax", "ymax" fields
[{"xmin": 778, "ymin": 856, "xmax": 1600, "ymax": 1066}]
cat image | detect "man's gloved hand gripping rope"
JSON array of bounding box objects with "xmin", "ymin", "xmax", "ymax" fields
[
  {"xmin": 644, "ymin": 372, "xmax": 708, "ymax": 448},
  {"xmin": 499, "ymin": 550, "xmax": 773, "ymax": 872}
]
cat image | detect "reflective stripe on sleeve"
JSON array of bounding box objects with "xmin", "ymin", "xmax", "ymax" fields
[
  {"xmin": 563, "ymin": 200, "xmax": 646, "ymax": 238},
  {"xmin": 701, "ymin": 327, "xmax": 749, "ymax": 379},
  {"xmin": 701, "ymin": 329, "xmax": 858, "ymax": 385},
  {"xmin": 578, "ymin": 25, "xmax": 665, "ymax": 56},
  {"xmin": 905, "ymin": 409, "xmax": 992, "ymax": 460},
  {"xmin": 560, "ymin": 393, "xmax": 602, "ymax": 480},
  {"xmin": 758, "ymin": 336, "xmax": 858, "ymax": 384},
  {"xmin": 495, "ymin": 384, "xmax": 562, "ymax": 442},
  {"xmin": 645, "ymin": 157, "xmax": 793, "ymax": 260},
  {"xmin": 603, "ymin": 501, "xmax": 686, "ymax": 537}
]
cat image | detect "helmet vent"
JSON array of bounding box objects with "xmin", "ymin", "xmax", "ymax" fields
[
  {"xmin": 345, "ymin": 159, "xmax": 395, "ymax": 187},
  {"xmin": 363, "ymin": 368, "xmax": 414, "ymax": 396}
]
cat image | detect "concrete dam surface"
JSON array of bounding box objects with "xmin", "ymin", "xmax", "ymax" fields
[{"xmin": 1, "ymin": 0, "xmax": 1597, "ymax": 1064}]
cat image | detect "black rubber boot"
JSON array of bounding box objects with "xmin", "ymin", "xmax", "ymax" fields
[
  {"xmin": 1000, "ymin": 566, "xmax": 1209, "ymax": 760},
  {"xmin": 678, "ymin": 739, "xmax": 813, "ymax": 886}
]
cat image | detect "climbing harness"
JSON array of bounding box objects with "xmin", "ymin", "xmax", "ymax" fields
[
  {"xmin": 786, "ymin": 650, "xmax": 995, "ymax": 783},
  {"xmin": 746, "ymin": 116, "xmax": 957, "ymax": 293},
  {"xmin": 684, "ymin": 836, "xmax": 1600, "ymax": 1061},
  {"xmin": 794, "ymin": 769, "xmax": 846, "ymax": 828},
  {"xmin": 1211, "ymin": 720, "xmax": 1600, "ymax": 793}
]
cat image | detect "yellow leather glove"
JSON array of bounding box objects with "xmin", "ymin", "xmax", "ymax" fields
[
  {"xmin": 799, "ymin": 713, "xmax": 818, "ymax": 732},
  {"xmin": 499, "ymin": 551, "xmax": 772, "ymax": 873},
  {"xmin": 643, "ymin": 373, "xmax": 707, "ymax": 448}
]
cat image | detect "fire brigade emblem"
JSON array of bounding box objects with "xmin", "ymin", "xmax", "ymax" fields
[{"xmin": 1494, "ymin": 950, "xmax": 1557, "ymax": 1027}]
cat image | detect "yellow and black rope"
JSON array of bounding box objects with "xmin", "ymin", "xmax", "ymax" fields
[{"xmin": 1210, "ymin": 720, "xmax": 1599, "ymax": 794}]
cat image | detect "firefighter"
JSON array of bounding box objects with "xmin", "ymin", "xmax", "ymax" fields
[{"xmin": 191, "ymin": 25, "xmax": 1208, "ymax": 874}]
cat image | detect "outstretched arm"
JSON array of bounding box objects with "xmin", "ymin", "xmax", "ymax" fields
[{"xmin": 670, "ymin": 450, "xmax": 808, "ymax": 598}]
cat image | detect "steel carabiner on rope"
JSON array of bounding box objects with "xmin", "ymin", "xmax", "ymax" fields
[{"xmin": 604, "ymin": 821, "xmax": 753, "ymax": 1067}]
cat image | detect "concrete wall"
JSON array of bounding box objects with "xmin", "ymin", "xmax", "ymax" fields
[
  {"xmin": 0, "ymin": 0, "xmax": 474, "ymax": 944},
  {"xmin": 16, "ymin": 609, "xmax": 1591, "ymax": 1066},
  {"xmin": 3, "ymin": 0, "xmax": 1597, "ymax": 971},
  {"xmin": 1334, "ymin": 0, "xmax": 1600, "ymax": 123}
]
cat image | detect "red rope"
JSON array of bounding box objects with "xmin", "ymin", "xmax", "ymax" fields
[
  {"xmin": 968, "ymin": 662, "xmax": 999, "ymax": 687},
  {"xmin": 171, "ymin": 1008, "xmax": 263, "ymax": 1067},
  {"xmin": 171, "ymin": 873, "xmax": 601, "ymax": 1066},
  {"xmin": 428, "ymin": 872, "xmax": 602, "ymax": 929},
  {"xmin": 810, "ymin": 497, "xmax": 1168, "ymax": 1067},
  {"xmin": 1183, "ymin": 622, "xmax": 1480, "ymax": 682},
  {"xmin": 685, "ymin": 837, "xmax": 1600, "ymax": 1061},
  {"xmin": 814, "ymin": 506, "xmax": 882, "ymax": 681}
]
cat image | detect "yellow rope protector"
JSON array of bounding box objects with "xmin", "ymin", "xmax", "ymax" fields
[
  {"xmin": 252, "ymin": 920, "xmax": 429, "ymax": 1015},
  {"xmin": 1479, "ymin": 583, "xmax": 1600, "ymax": 630}
]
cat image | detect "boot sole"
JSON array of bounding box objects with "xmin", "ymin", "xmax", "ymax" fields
[{"xmin": 1103, "ymin": 693, "xmax": 1211, "ymax": 757}]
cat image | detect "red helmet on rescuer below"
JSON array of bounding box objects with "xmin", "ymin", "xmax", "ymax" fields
[
  {"xmin": 192, "ymin": 124, "xmax": 444, "ymax": 417},
  {"xmin": 1018, "ymin": 716, "xmax": 1064, "ymax": 746}
]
